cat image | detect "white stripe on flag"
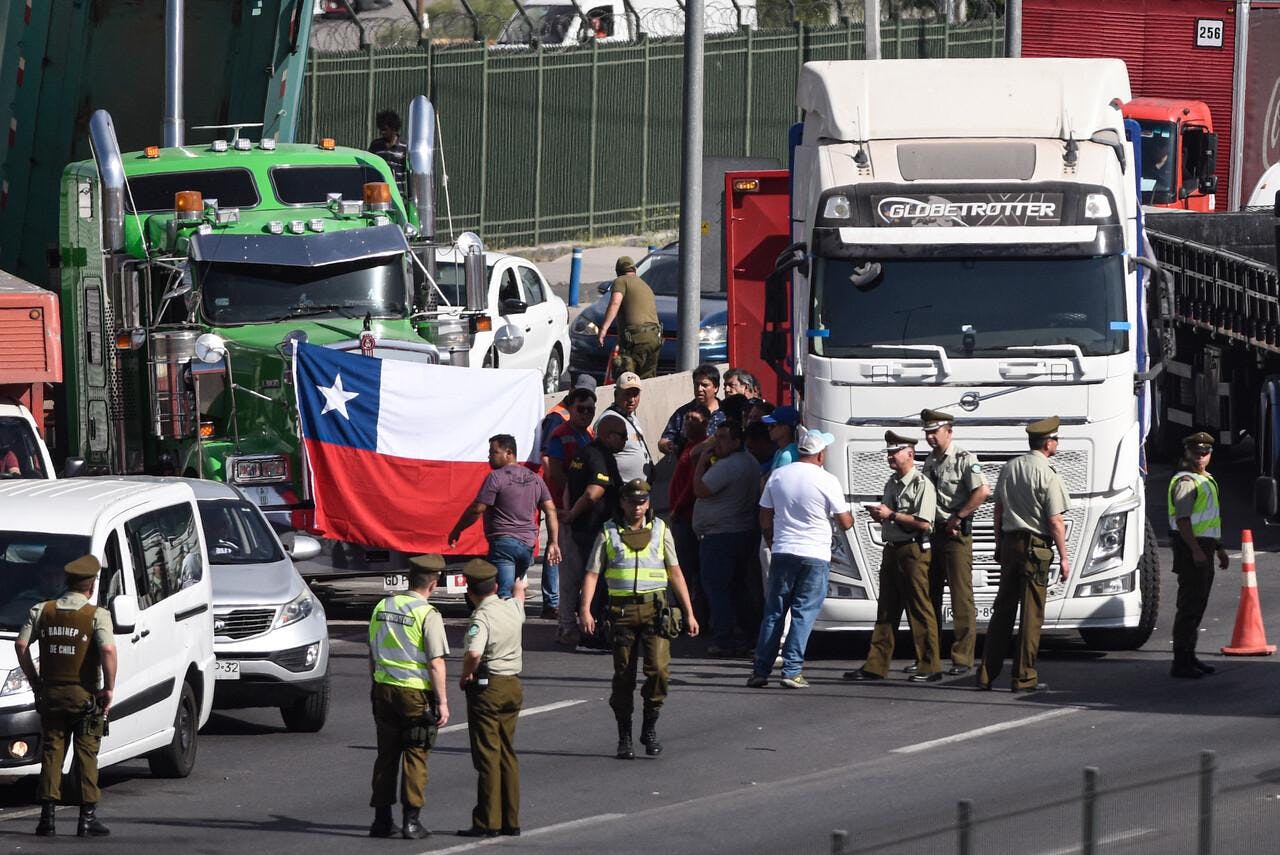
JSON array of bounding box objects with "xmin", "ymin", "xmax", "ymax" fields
[{"xmin": 374, "ymin": 361, "xmax": 546, "ymax": 463}]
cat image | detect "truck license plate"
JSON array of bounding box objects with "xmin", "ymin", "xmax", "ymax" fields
[
  {"xmin": 383, "ymin": 574, "xmax": 408, "ymax": 591},
  {"xmin": 944, "ymin": 605, "xmax": 995, "ymax": 624},
  {"xmin": 214, "ymin": 661, "xmax": 241, "ymax": 680}
]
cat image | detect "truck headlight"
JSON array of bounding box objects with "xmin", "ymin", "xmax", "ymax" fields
[
  {"xmin": 1083, "ymin": 511, "xmax": 1127, "ymax": 576},
  {"xmin": 230, "ymin": 455, "xmax": 289, "ymax": 485},
  {"xmin": 1083, "ymin": 193, "xmax": 1113, "ymax": 220},
  {"xmin": 273, "ymin": 591, "xmax": 315, "ymax": 630},
  {"xmin": 698, "ymin": 324, "xmax": 728, "ymax": 345},
  {"xmin": 1075, "ymin": 572, "xmax": 1135, "ymax": 597},
  {"xmin": 572, "ymin": 315, "xmax": 599, "ymax": 337},
  {"xmin": 823, "ymin": 194, "xmax": 852, "ymax": 220},
  {"xmin": 0, "ymin": 669, "xmax": 30, "ymax": 697}
]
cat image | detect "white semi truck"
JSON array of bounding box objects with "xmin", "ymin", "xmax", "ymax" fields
[{"xmin": 766, "ymin": 58, "xmax": 1163, "ymax": 649}]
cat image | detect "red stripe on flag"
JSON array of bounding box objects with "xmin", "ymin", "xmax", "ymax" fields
[{"xmin": 305, "ymin": 438, "xmax": 493, "ymax": 555}]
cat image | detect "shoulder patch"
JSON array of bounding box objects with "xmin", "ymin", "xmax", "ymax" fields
[
  {"xmin": 595, "ymin": 472, "xmax": 611, "ymax": 483},
  {"xmin": 970, "ymin": 463, "xmax": 982, "ymax": 473},
  {"xmin": 466, "ymin": 624, "xmax": 480, "ymax": 637}
]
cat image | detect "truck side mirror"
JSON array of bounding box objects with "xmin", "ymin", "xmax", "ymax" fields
[
  {"xmin": 1255, "ymin": 476, "xmax": 1278, "ymax": 520},
  {"xmin": 1201, "ymin": 132, "xmax": 1218, "ymax": 181},
  {"xmin": 1200, "ymin": 174, "xmax": 1218, "ymax": 195},
  {"xmin": 62, "ymin": 457, "xmax": 87, "ymax": 478},
  {"xmin": 110, "ymin": 593, "xmax": 139, "ymax": 634}
]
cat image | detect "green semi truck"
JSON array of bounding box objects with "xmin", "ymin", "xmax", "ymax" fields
[{"xmin": 60, "ymin": 99, "xmax": 485, "ymax": 525}]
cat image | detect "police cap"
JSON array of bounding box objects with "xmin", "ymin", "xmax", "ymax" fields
[
  {"xmin": 621, "ymin": 478, "xmax": 651, "ymax": 501},
  {"xmin": 1026, "ymin": 416, "xmax": 1061, "ymax": 439},
  {"xmin": 64, "ymin": 554, "xmax": 101, "ymax": 580},
  {"xmin": 616, "ymin": 255, "xmax": 636, "ymax": 275},
  {"xmin": 884, "ymin": 430, "xmax": 917, "ymax": 452},
  {"xmin": 462, "ymin": 558, "xmax": 498, "ymax": 582},
  {"xmin": 920, "ymin": 408, "xmax": 954, "ymax": 432},
  {"xmin": 408, "ymin": 554, "xmax": 446, "ymax": 573},
  {"xmin": 1183, "ymin": 431, "xmax": 1215, "ymax": 448}
]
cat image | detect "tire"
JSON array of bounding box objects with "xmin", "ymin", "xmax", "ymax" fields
[
  {"xmin": 1078, "ymin": 517, "xmax": 1161, "ymax": 651},
  {"xmin": 148, "ymin": 681, "xmax": 199, "ymax": 778},
  {"xmin": 543, "ymin": 347, "xmax": 564, "ymax": 395},
  {"xmin": 280, "ymin": 677, "xmax": 330, "ymax": 733}
]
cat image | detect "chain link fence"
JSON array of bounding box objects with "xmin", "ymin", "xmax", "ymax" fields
[{"xmin": 300, "ymin": 8, "xmax": 1005, "ymax": 247}]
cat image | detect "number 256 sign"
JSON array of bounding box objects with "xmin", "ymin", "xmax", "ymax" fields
[{"xmin": 1196, "ymin": 18, "xmax": 1224, "ymax": 48}]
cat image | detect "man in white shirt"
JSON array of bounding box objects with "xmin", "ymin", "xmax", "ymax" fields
[
  {"xmin": 595, "ymin": 372, "xmax": 653, "ymax": 484},
  {"xmin": 747, "ymin": 427, "xmax": 853, "ymax": 689}
]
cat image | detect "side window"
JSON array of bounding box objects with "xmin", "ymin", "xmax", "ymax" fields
[
  {"xmin": 519, "ymin": 266, "xmax": 547, "ymax": 305},
  {"xmin": 98, "ymin": 531, "xmax": 127, "ymax": 608},
  {"xmin": 498, "ymin": 269, "xmax": 521, "ymax": 305},
  {"xmin": 123, "ymin": 502, "xmax": 203, "ymax": 608}
]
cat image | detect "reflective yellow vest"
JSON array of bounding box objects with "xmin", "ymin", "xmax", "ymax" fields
[
  {"xmin": 1166, "ymin": 471, "xmax": 1221, "ymax": 540},
  {"xmin": 369, "ymin": 594, "xmax": 436, "ymax": 690},
  {"xmin": 601, "ymin": 518, "xmax": 670, "ymax": 598}
]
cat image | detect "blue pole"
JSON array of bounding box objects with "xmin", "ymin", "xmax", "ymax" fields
[
  {"xmin": 568, "ymin": 247, "xmax": 583, "ymax": 307},
  {"xmin": 647, "ymin": 244, "xmax": 657, "ymax": 255}
]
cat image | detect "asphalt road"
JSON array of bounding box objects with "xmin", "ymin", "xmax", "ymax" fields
[{"xmin": 1, "ymin": 451, "xmax": 1278, "ymax": 853}]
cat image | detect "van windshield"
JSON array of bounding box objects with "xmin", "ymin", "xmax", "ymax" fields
[
  {"xmin": 0, "ymin": 533, "xmax": 93, "ymax": 632},
  {"xmin": 497, "ymin": 5, "xmax": 578, "ymax": 43}
]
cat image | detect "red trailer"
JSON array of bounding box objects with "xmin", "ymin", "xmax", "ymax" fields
[
  {"xmin": 1022, "ymin": 0, "xmax": 1280, "ymax": 210},
  {"xmin": 0, "ymin": 271, "xmax": 61, "ymax": 436}
]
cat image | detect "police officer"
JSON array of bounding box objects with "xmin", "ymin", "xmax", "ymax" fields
[
  {"xmin": 368, "ymin": 554, "xmax": 449, "ymax": 840},
  {"xmin": 978, "ymin": 416, "xmax": 1072, "ymax": 693},
  {"xmin": 458, "ymin": 559, "xmax": 524, "ymax": 838},
  {"xmin": 579, "ymin": 479, "xmax": 700, "ymax": 760},
  {"xmin": 846, "ymin": 432, "xmax": 941, "ymax": 683},
  {"xmin": 1168, "ymin": 431, "xmax": 1228, "ymax": 678},
  {"xmin": 14, "ymin": 554, "xmax": 116, "ymax": 837},
  {"xmin": 920, "ymin": 408, "xmax": 990, "ymax": 677},
  {"xmin": 596, "ymin": 256, "xmax": 662, "ymax": 379}
]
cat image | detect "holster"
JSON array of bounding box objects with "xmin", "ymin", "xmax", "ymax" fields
[
  {"xmin": 402, "ymin": 693, "xmax": 440, "ymax": 749},
  {"xmin": 655, "ymin": 604, "xmax": 684, "ymax": 640},
  {"xmin": 1029, "ymin": 545, "xmax": 1054, "ymax": 587}
]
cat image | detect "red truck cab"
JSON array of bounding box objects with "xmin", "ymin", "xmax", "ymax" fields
[
  {"xmin": 0, "ymin": 272, "xmax": 60, "ymax": 478},
  {"xmin": 1125, "ymin": 97, "xmax": 1218, "ymax": 211}
]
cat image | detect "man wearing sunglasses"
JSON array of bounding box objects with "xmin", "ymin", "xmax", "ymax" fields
[{"xmin": 1168, "ymin": 431, "xmax": 1228, "ymax": 679}]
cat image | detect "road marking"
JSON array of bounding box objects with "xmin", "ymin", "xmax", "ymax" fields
[
  {"xmin": 437, "ymin": 699, "xmax": 588, "ymax": 735},
  {"xmin": 1035, "ymin": 826, "xmax": 1155, "ymax": 855},
  {"xmin": 891, "ymin": 707, "xmax": 1081, "ymax": 755},
  {"xmin": 0, "ymin": 806, "xmax": 48, "ymax": 822},
  {"xmin": 421, "ymin": 813, "xmax": 625, "ymax": 854}
]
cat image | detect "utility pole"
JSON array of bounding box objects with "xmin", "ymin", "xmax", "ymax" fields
[
  {"xmin": 865, "ymin": 0, "xmax": 881, "ymax": 59},
  {"xmin": 677, "ymin": 0, "xmax": 704, "ymax": 371},
  {"xmin": 1005, "ymin": 0, "xmax": 1022, "ymax": 57}
]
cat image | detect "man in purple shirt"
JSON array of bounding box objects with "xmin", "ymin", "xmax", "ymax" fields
[{"xmin": 449, "ymin": 434, "xmax": 562, "ymax": 599}]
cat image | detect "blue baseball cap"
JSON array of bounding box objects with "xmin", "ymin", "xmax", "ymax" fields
[{"xmin": 762, "ymin": 405, "xmax": 800, "ymax": 427}]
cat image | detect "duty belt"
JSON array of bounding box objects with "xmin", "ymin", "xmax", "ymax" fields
[
  {"xmin": 609, "ymin": 591, "xmax": 666, "ymax": 605},
  {"xmin": 1006, "ymin": 530, "xmax": 1049, "ymax": 546}
]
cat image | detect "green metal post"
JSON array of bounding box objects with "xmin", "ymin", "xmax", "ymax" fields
[
  {"xmin": 366, "ymin": 47, "xmax": 376, "ymax": 147},
  {"xmin": 640, "ymin": 37, "xmax": 651, "ymax": 233},
  {"xmin": 588, "ymin": 40, "xmax": 599, "ymax": 241},
  {"xmin": 957, "ymin": 799, "xmax": 973, "ymax": 855},
  {"xmin": 1198, "ymin": 750, "xmax": 1215, "ymax": 855},
  {"xmin": 309, "ymin": 49, "xmax": 319, "ymax": 144},
  {"xmin": 479, "ymin": 47, "xmax": 490, "ymax": 235},
  {"xmin": 534, "ymin": 46, "xmax": 544, "ymax": 245},
  {"xmin": 1082, "ymin": 766, "xmax": 1098, "ymax": 855},
  {"xmin": 744, "ymin": 28, "xmax": 754, "ymax": 156}
]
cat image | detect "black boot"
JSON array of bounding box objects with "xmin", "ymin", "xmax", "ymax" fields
[
  {"xmin": 402, "ymin": 806, "xmax": 429, "ymax": 840},
  {"xmin": 1191, "ymin": 653, "xmax": 1217, "ymax": 675},
  {"xmin": 77, "ymin": 804, "xmax": 109, "ymax": 837},
  {"xmin": 1171, "ymin": 650, "xmax": 1201, "ymax": 679},
  {"xmin": 640, "ymin": 711, "xmax": 662, "ymax": 757},
  {"xmin": 369, "ymin": 805, "xmax": 395, "ymax": 838},
  {"xmin": 34, "ymin": 802, "xmax": 55, "ymax": 837},
  {"xmin": 615, "ymin": 717, "xmax": 634, "ymax": 760}
]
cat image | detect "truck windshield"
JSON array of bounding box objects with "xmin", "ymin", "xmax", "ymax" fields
[
  {"xmin": 1139, "ymin": 121, "xmax": 1177, "ymax": 206},
  {"xmin": 810, "ymin": 255, "xmax": 1127, "ymax": 358},
  {"xmin": 497, "ymin": 5, "xmax": 577, "ymax": 43},
  {"xmin": 0, "ymin": 417, "xmax": 48, "ymax": 479},
  {"xmin": 198, "ymin": 256, "xmax": 409, "ymax": 325},
  {"xmin": 197, "ymin": 500, "xmax": 284, "ymax": 565},
  {"xmin": 0, "ymin": 533, "xmax": 92, "ymax": 631}
]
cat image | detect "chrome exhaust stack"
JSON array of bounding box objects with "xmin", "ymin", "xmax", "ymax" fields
[
  {"xmin": 88, "ymin": 110, "xmax": 126, "ymax": 253},
  {"xmin": 164, "ymin": 0, "xmax": 185, "ymax": 147},
  {"xmin": 406, "ymin": 95, "xmax": 436, "ymax": 242}
]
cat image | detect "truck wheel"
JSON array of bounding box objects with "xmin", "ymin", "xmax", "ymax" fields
[
  {"xmin": 148, "ymin": 682, "xmax": 199, "ymax": 778},
  {"xmin": 280, "ymin": 677, "xmax": 330, "ymax": 733},
  {"xmin": 1079, "ymin": 517, "xmax": 1160, "ymax": 651}
]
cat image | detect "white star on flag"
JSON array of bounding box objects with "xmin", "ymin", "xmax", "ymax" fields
[{"xmin": 316, "ymin": 373, "xmax": 359, "ymax": 419}]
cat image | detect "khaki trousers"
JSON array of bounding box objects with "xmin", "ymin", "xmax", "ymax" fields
[{"xmin": 864, "ymin": 542, "xmax": 941, "ymax": 677}]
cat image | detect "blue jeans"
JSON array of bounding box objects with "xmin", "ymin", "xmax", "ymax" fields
[
  {"xmin": 699, "ymin": 530, "xmax": 758, "ymax": 647},
  {"xmin": 752, "ymin": 552, "xmax": 830, "ymax": 678},
  {"xmin": 488, "ymin": 536, "xmax": 534, "ymax": 599},
  {"xmin": 542, "ymin": 557, "xmax": 559, "ymax": 608}
]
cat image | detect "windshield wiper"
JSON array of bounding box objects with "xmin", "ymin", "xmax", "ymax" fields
[{"xmin": 270, "ymin": 303, "xmax": 361, "ymax": 323}]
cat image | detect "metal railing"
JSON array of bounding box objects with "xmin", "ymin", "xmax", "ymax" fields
[
  {"xmin": 828, "ymin": 750, "xmax": 1280, "ymax": 855},
  {"xmin": 298, "ymin": 12, "xmax": 1004, "ymax": 248}
]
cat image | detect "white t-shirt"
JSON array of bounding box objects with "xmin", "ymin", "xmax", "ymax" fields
[{"xmin": 760, "ymin": 460, "xmax": 850, "ymax": 561}]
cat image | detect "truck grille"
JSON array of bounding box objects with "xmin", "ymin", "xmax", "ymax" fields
[
  {"xmin": 213, "ymin": 608, "xmax": 277, "ymax": 640},
  {"xmin": 846, "ymin": 449, "xmax": 1089, "ymax": 599}
]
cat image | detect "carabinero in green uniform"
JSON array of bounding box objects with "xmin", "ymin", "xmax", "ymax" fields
[
  {"xmin": 920, "ymin": 409, "xmax": 990, "ymax": 677},
  {"xmin": 978, "ymin": 417, "xmax": 1072, "ymax": 693},
  {"xmin": 578, "ymin": 479, "xmax": 700, "ymax": 760},
  {"xmin": 458, "ymin": 559, "xmax": 525, "ymax": 838},
  {"xmin": 598, "ymin": 256, "xmax": 662, "ymax": 379},
  {"xmin": 14, "ymin": 554, "xmax": 116, "ymax": 838},
  {"xmin": 367, "ymin": 554, "xmax": 450, "ymax": 840},
  {"xmin": 1167, "ymin": 431, "xmax": 1228, "ymax": 678}
]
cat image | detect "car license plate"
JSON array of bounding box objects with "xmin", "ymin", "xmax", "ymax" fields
[
  {"xmin": 383, "ymin": 573, "xmax": 408, "ymax": 591},
  {"xmin": 943, "ymin": 605, "xmax": 995, "ymax": 624},
  {"xmin": 214, "ymin": 661, "xmax": 241, "ymax": 680}
]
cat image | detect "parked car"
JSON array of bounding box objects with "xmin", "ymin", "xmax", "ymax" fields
[
  {"xmin": 0, "ymin": 479, "xmax": 215, "ymax": 780},
  {"xmin": 568, "ymin": 243, "xmax": 728, "ymax": 380},
  {"xmin": 434, "ymin": 249, "xmax": 571, "ymax": 393},
  {"xmin": 123, "ymin": 477, "xmax": 331, "ymax": 733}
]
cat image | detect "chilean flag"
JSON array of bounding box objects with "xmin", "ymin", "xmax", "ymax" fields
[{"xmin": 294, "ymin": 342, "xmax": 545, "ymax": 555}]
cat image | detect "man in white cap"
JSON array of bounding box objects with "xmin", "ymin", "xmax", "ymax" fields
[
  {"xmin": 747, "ymin": 427, "xmax": 853, "ymax": 689},
  {"xmin": 595, "ymin": 372, "xmax": 653, "ymax": 484}
]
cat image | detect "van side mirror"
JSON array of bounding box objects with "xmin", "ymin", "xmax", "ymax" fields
[
  {"xmin": 110, "ymin": 594, "xmax": 139, "ymax": 634},
  {"xmin": 62, "ymin": 457, "xmax": 87, "ymax": 478},
  {"xmin": 286, "ymin": 534, "xmax": 322, "ymax": 562},
  {"xmin": 1256, "ymin": 476, "xmax": 1278, "ymax": 519}
]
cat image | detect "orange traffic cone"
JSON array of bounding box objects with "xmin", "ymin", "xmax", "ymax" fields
[{"xmin": 1221, "ymin": 530, "xmax": 1276, "ymax": 655}]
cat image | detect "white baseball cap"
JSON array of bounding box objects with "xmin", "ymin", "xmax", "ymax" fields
[{"xmin": 797, "ymin": 427, "xmax": 835, "ymax": 455}]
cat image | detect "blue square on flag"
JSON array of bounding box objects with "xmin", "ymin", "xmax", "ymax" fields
[{"xmin": 294, "ymin": 342, "xmax": 381, "ymax": 452}]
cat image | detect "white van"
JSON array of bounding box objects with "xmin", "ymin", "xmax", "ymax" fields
[
  {"xmin": 0, "ymin": 480, "xmax": 215, "ymax": 780},
  {"xmin": 495, "ymin": 0, "xmax": 755, "ymax": 45}
]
